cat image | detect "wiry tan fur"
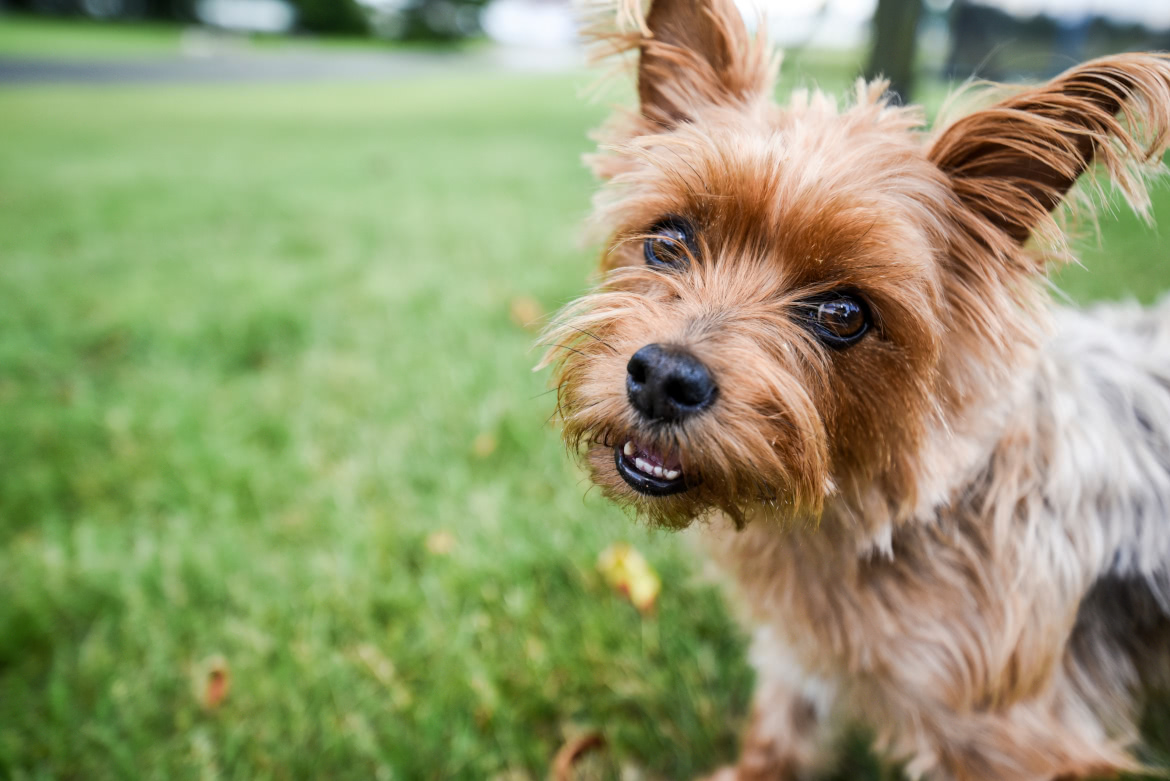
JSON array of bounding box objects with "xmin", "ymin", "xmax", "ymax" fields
[{"xmin": 542, "ymin": 1, "xmax": 1170, "ymax": 778}]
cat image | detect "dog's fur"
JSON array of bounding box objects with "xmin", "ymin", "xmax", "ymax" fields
[{"xmin": 542, "ymin": 1, "xmax": 1170, "ymax": 778}]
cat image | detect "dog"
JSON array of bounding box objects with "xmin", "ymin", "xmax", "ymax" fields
[{"xmin": 541, "ymin": 0, "xmax": 1170, "ymax": 778}]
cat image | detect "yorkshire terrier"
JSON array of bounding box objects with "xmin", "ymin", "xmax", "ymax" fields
[{"xmin": 542, "ymin": 0, "xmax": 1170, "ymax": 778}]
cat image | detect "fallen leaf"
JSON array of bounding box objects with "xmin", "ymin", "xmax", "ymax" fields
[
  {"xmin": 597, "ymin": 543, "xmax": 661, "ymax": 612},
  {"xmin": 509, "ymin": 295, "xmax": 545, "ymax": 332},
  {"xmin": 551, "ymin": 731, "xmax": 606, "ymax": 781},
  {"xmin": 472, "ymin": 432, "xmax": 498, "ymax": 458},
  {"xmin": 200, "ymin": 655, "xmax": 230, "ymax": 710},
  {"xmin": 426, "ymin": 530, "xmax": 456, "ymax": 555}
]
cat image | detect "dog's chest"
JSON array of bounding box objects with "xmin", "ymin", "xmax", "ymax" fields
[{"xmin": 703, "ymin": 519, "xmax": 991, "ymax": 678}]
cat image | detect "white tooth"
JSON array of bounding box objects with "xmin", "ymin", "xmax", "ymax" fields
[
  {"xmin": 635, "ymin": 458, "xmax": 650, "ymax": 474},
  {"xmin": 653, "ymin": 466, "xmax": 664, "ymax": 477},
  {"xmin": 665, "ymin": 469, "xmax": 680, "ymax": 480},
  {"xmin": 623, "ymin": 441, "xmax": 635, "ymax": 456}
]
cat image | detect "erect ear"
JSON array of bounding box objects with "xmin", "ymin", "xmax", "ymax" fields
[
  {"xmin": 929, "ymin": 54, "xmax": 1170, "ymax": 246},
  {"xmin": 586, "ymin": 0, "xmax": 776, "ymax": 130},
  {"xmin": 637, "ymin": 0, "xmax": 774, "ymax": 126}
]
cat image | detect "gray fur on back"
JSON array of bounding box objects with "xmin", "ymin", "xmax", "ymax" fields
[{"xmin": 1050, "ymin": 299, "xmax": 1170, "ymax": 618}]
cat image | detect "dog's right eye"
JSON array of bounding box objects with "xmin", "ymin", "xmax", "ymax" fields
[
  {"xmin": 797, "ymin": 291, "xmax": 871, "ymax": 349},
  {"xmin": 643, "ymin": 217, "xmax": 696, "ymax": 268}
]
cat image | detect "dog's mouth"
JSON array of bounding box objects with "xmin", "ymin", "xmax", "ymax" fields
[{"xmin": 613, "ymin": 439, "xmax": 688, "ymax": 496}]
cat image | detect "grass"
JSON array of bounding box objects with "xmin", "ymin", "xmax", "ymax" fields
[
  {"xmin": 2, "ymin": 33, "xmax": 1169, "ymax": 781},
  {"xmin": 0, "ymin": 14, "xmax": 480, "ymax": 60},
  {"xmin": 0, "ymin": 14, "xmax": 184, "ymax": 58},
  {"xmin": 0, "ymin": 74, "xmax": 756, "ymax": 780}
]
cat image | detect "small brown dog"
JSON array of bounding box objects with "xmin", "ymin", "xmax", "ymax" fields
[{"xmin": 543, "ymin": 1, "xmax": 1170, "ymax": 778}]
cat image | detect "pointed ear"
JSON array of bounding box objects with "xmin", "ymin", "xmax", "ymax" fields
[
  {"xmin": 637, "ymin": 0, "xmax": 774, "ymax": 126},
  {"xmin": 585, "ymin": 0, "xmax": 776, "ymax": 130},
  {"xmin": 929, "ymin": 54, "xmax": 1170, "ymax": 245}
]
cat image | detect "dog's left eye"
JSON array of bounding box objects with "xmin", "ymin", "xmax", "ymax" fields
[
  {"xmin": 800, "ymin": 292, "xmax": 871, "ymax": 348},
  {"xmin": 643, "ymin": 217, "xmax": 696, "ymax": 268}
]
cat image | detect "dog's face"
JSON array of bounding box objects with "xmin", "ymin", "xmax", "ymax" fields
[
  {"xmin": 551, "ymin": 102, "xmax": 949, "ymax": 527},
  {"xmin": 546, "ymin": 0, "xmax": 1169, "ymax": 529}
]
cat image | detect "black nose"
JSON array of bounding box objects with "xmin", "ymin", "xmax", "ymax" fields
[{"xmin": 626, "ymin": 343, "xmax": 717, "ymax": 422}]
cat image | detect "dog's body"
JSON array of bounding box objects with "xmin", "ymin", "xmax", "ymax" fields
[
  {"xmin": 707, "ymin": 299, "xmax": 1170, "ymax": 779},
  {"xmin": 544, "ymin": 1, "xmax": 1170, "ymax": 777}
]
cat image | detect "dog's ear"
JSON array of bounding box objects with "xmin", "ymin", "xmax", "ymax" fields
[
  {"xmin": 637, "ymin": 0, "xmax": 774, "ymax": 126},
  {"xmin": 586, "ymin": 0, "xmax": 776, "ymax": 130},
  {"xmin": 929, "ymin": 54, "xmax": 1170, "ymax": 246}
]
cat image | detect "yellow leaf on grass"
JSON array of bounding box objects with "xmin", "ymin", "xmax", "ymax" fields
[
  {"xmin": 426, "ymin": 530, "xmax": 456, "ymax": 555},
  {"xmin": 472, "ymin": 432, "xmax": 498, "ymax": 458},
  {"xmin": 597, "ymin": 543, "xmax": 661, "ymax": 612}
]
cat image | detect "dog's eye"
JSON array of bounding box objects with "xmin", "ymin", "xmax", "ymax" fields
[
  {"xmin": 800, "ymin": 292, "xmax": 870, "ymax": 348},
  {"xmin": 643, "ymin": 217, "xmax": 696, "ymax": 268}
]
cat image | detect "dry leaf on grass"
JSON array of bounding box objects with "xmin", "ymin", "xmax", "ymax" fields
[
  {"xmin": 426, "ymin": 530, "xmax": 456, "ymax": 555},
  {"xmin": 597, "ymin": 543, "xmax": 661, "ymax": 613},
  {"xmin": 551, "ymin": 731, "xmax": 606, "ymax": 781},
  {"xmin": 472, "ymin": 432, "xmax": 498, "ymax": 458},
  {"xmin": 198, "ymin": 655, "xmax": 230, "ymax": 710}
]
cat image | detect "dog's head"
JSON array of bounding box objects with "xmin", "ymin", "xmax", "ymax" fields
[{"xmin": 544, "ymin": 0, "xmax": 1170, "ymax": 529}]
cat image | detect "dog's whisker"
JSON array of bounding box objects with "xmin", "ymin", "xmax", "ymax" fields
[
  {"xmin": 538, "ymin": 342, "xmax": 591, "ymax": 360},
  {"xmin": 546, "ymin": 320, "xmax": 619, "ymax": 353}
]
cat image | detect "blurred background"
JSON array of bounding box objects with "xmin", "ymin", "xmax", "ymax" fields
[{"xmin": 1, "ymin": 0, "xmax": 1168, "ymax": 778}]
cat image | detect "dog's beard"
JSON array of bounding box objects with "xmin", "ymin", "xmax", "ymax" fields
[
  {"xmin": 576, "ymin": 439, "xmax": 819, "ymax": 530},
  {"xmin": 545, "ymin": 295, "xmax": 832, "ymax": 529}
]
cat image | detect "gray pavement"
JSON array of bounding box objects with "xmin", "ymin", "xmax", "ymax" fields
[{"xmin": 0, "ymin": 46, "xmax": 583, "ymax": 85}]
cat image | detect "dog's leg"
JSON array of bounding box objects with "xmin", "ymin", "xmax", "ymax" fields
[
  {"xmin": 730, "ymin": 698, "xmax": 825, "ymax": 780},
  {"xmin": 702, "ymin": 630, "xmax": 837, "ymax": 781},
  {"xmin": 702, "ymin": 691, "xmax": 828, "ymax": 781}
]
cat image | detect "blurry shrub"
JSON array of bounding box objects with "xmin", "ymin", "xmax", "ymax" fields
[
  {"xmin": 286, "ymin": 0, "xmax": 368, "ymax": 35},
  {"xmin": 8, "ymin": 0, "xmax": 370, "ymax": 34},
  {"xmin": 368, "ymin": 0, "xmax": 487, "ymax": 42},
  {"xmin": 6, "ymin": 0, "xmax": 491, "ymax": 40},
  {"xmin": 6, "ymin": 0, "xmax": 197, "ymax": 20}
]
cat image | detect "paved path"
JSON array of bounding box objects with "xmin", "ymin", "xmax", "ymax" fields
[{"xmin": 0, "ymin": 46, "xmax": 583, "ymax": 85}]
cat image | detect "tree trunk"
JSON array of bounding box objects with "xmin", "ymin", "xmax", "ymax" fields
[{"xmin": 865, "ymin": 0, "xmax": 923, "ymax": 103}]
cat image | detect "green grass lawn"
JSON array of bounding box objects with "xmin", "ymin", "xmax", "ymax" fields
[
  {"xmin": 2, "ymin": 46, "xmax": 1170, "ymax": 781},
  {"xmin": 0, "ymin": 14, "xmax": 477, "ymax": 59},
  {"xmin": 0, "ymin": 14, "xmax": 185, "ymax": 58}
]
